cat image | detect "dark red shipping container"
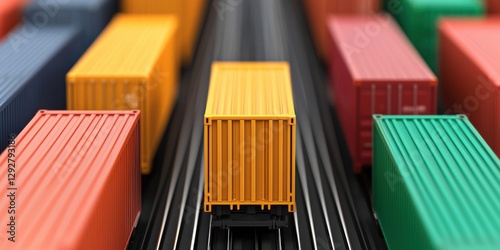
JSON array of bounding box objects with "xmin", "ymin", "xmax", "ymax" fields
[
  {"xmin": 487, "ymin": 0, "xmax": 500, "ymax": 14},
  {"xmin": 439, "ymin": 18, "xmax": 500, "ymax": 157},
  {"xmin": 328, "ymin": 15, "xmax": 437, "ymax": 172}
]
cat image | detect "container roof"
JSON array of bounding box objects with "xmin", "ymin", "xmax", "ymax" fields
[
  {"xmin": 374, "ymin": 115, "xmax": 500, "ymax": 248},
  {"xmin": 0, "ymin": 26, "xmax": 78, "ymax": 109},
  {"xmin": 205, "ymin": 62, "xmax": 295, "ymax": 118},
  {"xmin": 440, "ymin": 18, "xmax": 500, "ymax": 87},
  {"xmin": 67, "ymin": 14, "xmax": 177, "ymax": 77},
  {"xmin": 328, "ymin": 15, "xmax": 436, "ymax": 82}
]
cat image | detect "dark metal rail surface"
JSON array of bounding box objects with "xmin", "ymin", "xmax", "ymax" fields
[{"xmin": 127, "ymin": 0, "xmax": 388, "ymax": 249}]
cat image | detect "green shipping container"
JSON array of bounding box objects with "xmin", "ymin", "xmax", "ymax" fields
[
  {"xmin": 386, "ymin": 0, "xmax": 484, "ymax": 73},
  {"xmin": 373, "ymin": 115, "xmax": 500, "ymax": 250}
]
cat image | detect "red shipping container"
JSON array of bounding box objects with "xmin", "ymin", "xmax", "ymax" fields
[
  {"xmin": 487, "ymin": 0, "xmax": 500, "ymax": 14},
  {"xmin": 302, "ymin": 0, "xmax": 380, "ymax": 60},
  {"xmin": 439, "ymin": 18, "xmax": 500, "ymax": 157},
  {"xmin": 0, "ymin": 110, "xmax": 141, "ymax": 249},
  {"xmin": 328, "ymin": 15, "xmax": 437, "ymax": 172},
  {"xmin": 0, "ymin": 0, "xmax": 23, "ymax": 40}
]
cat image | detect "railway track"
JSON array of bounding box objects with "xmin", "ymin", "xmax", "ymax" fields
[{"xmin": 128, "ymin": 0, "xmax": 388, "ymax": 249}]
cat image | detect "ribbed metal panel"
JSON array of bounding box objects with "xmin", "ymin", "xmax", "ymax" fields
[
  {"xmin": 67, "ymin": 14, "xmax": 178, "ymax": 174},
  {"xmin": 328, "ymin": 15, "xmax": 437, "ymax": 172},
  {"xmin": 24, "ymin": 0, "xmax": 116, "ymax": 53},
  {"xmin": 204, "ymin": 62, "xmax": 296, "ymax": 213},
  {"xmin": 440, "ymin": 19, "xmax": 500, "ymax": 158},
  {"xmin": 0, "ymin": 25, "xmax": 80, "ymax": 151},
  {"xmin": 442, "ymin": 20, "xmax": 500, "ymax": 77},
  {"xmin": 373, "ymin": 115, "xmax": 500, "ymax": 250},
  {"xmin": 205, "ymin": 62, "xmax": 295, "ymax": 117},
  {"xmin": 0, "ymin": 110, "xmax": 141, "ymax": 249},
  {"xmin": 328, "ymin": 15, "xmax": 435, "ymax": 80}
]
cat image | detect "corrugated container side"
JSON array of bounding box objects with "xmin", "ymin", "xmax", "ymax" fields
[
  {"xmin": 0, "ymin": 26, "xmax": 80, "ymax": 151},
  {"xmin": 24, "ymin": 0, "xmax": 117, "ymax": 53},
  {"xmin": 0, "ymin": 110, "xmax": 141, "ymax": 249},
  {"xmin": 67, "ymin": 14, "xmax": 178, "ymax": 174},
  {"xmin": 0, "ymin": 0, "xmax": 22, "ymax": 40},
  {"xmin": 329, "ymin": 30, "xmax": 357, "ymax": 166},
  {"xmin": 204, "ymin": 118, "xmax": 296, "ymax": 212},
  {"xmin": 65, "ymin": 111, "xmax": 141, "ymax": 249},
  {"xmin": 121, "ymin": 0, "xmax": 206, "ymax": 64},
  {"xmin": 328, "ymin": 15, "xmax": 437, "ymax": 172},
  {"xmin": 373, "ymin": 115, "xmax": 500, "ymax": 250},
  {"xmin": 439, "ymin": 19, "xmax": 500, "ymax": 156},
  {"xmin": 204, "ymin": 63, "xmax": 296, "ymax": 213},
  {"xmin": 372, "ymin": 116, "xmax": 434, "ymax": 250},
  {"xmin": 388, "ymin": 0, "xmax": 484, "ymax": 72}
]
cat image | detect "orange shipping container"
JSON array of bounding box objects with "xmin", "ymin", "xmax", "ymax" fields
[
  {"xmin": 121, "ymin": 0, "xmax": 206, "ymax": 65},
  {"xmin": 0, "ymin": 110, "xmax": 141, "ymax": 249},
  {"xmin": 204, "ymin": 62, "xmax": 296, "ymax": 214},
  {"xmin": 67, "ymin": 14, "xmax": 178, "ymax": 174}
]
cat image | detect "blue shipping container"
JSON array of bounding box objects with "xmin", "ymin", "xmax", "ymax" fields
[
  {"xmin": 24, "ymin": 0, "xmax": 116, "ymax": 53},
  {"xmin": 0, "ymin": 25, "xmax": 80, "ymax": 150}
]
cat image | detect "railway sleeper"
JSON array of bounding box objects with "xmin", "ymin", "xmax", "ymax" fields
[{"xmin": 211, "ymin": 205, "xmax": 290, "ymax": 229}]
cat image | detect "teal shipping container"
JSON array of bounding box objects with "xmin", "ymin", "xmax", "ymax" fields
[
  {"xmin": 373, "ymin": 115, "xmax": 500, "ymax": 250},
  {"xmin": 386, "ymin": 0, "xmax": 484, "ymax": 73}
]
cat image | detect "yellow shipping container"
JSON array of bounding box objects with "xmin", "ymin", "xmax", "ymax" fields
[
  {"xmin": 204, "ymin": 62, "xmax": 297, "ymax": 213},
  {"xmin": 121, "ymin": 0, "xmax": 206, "ymax": 65},
  {"xmin": 67, "ymin": 14, "xmax": 178, "ymax": 174}
]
